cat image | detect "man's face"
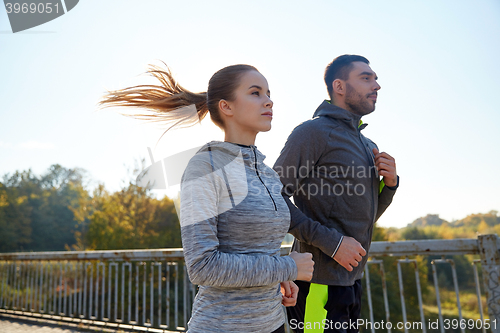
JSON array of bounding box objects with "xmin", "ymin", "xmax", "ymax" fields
[{"xmin": 344, "ymin": 62, "xmax": 381, "ymax": 116}]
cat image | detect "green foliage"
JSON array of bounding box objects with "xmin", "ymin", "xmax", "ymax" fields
[
  {"xmin": 79, "ymin": 183, "xmax": 180, "ymax": 250},
  {"xmin": 401, "ymin": 226, "xmax": 437, "ymax": 240},
  {"xmin": 401, "ymin": 211, "xmax": 500, "ymax": 240},
  {"xmin": 361, "ymin": 254, "xmax": 430, "ymax": 329},
  {"xmin": 408, "ymin": 214, "xmax": 448, "ymax": 228},
  {"xmin": 0, "ymin": 165, "xmax": 88, "ymax": 252},
  {"xmin": 372, "ymin": 225, "xmax": 389, "ymax": 241},
  {"xmin": 0, "ymin": 182, "xmax": 31, "ymax": 251},
  {"xmin": 0, "ymin": 164, "xmax": 181, "ymax": 252}
]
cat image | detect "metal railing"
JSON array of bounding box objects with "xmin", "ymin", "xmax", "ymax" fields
[
  {"xmin": 363, "ymin": 235, "xmax": 500, "ymax": 333},
  {"xmin": 1, "ymin": 235, "xmax": 499, "ymax": 332},
  {"xmin": 0, "ymin": 249, "xmax": 193, "ymax": 332}
]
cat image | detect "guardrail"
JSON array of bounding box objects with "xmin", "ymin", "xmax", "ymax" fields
[
  {"xmin": 364, "ymin": 235, "xmax": 499, "ymax": 333},
  {"xmin": 0, "ymin": 235, "xmax": 499, "ymax": 332},
  {"xmin": 0, "ymin": 249, "xmax": 191, "ymax": 332}
]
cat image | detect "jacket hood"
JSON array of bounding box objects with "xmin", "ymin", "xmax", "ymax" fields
[{"xmin": 312, "ymin": 100, "xmax": 367, "ymax": 131}]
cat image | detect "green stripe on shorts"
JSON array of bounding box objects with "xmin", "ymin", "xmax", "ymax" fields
[{"xmin": 304, "ymin": 283, "xmax": 328, "ymax": 333}]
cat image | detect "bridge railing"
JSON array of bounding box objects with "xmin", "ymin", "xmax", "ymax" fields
[
  {"xmin": 0, "ymin": 234, "xmax": 499, "ymax": 333},
  {"xmin": 0, "ymin": 249, "xmax": 192, "ymax": 332},
  {"xmin": 363, "ymin": 234, "xmax": 500, "ymax": 333}
]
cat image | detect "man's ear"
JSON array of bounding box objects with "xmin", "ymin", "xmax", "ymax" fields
[
  {"xmin": 332, "ymin": 79, "xmax": 345, "ymax": 97},
  {"xmin": 218, "ymin": 99, "xmax": 233, "ymax": 117}
]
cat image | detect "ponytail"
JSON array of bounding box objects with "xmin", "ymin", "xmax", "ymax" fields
[
  {"xmin": 100, "ymin": 62, "xmax": 209, "ymax": 131},
  {"xmin": 100, "ymin": 62, "xmax": 258, "ymax": 135}
]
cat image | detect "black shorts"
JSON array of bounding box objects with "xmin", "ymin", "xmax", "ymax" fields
[{"xmin": 287, "ymin": 280, "xmax": 362, "ymax": 333}]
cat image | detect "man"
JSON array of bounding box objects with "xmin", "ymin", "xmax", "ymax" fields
[{"xmin": 274, "ymin": 55, "xmax": 399, "ymax": 333}]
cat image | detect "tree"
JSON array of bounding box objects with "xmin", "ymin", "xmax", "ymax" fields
[
  {"xmin": 401, "ymin": 226, "xmax": 436, "ymax": 240},
  {"xmin": 0, "ymin": 182, "xmax": 32, "ymax": 251},
  {"xmin": 77, "ymin": 182, "xmax": 180, "ymax": 250},
  {"xmin": 0, "ymin": 165, "xmax": 88, "ymax": 252}
]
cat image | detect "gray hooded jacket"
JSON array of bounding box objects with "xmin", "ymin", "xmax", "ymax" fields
[
  {"xmin": 274, "ymin": 100, "xmax": 398, "ymax": 286},
  {"xmin": 180, "ymin": 141, "xmax": 297, "ymax": 333}
]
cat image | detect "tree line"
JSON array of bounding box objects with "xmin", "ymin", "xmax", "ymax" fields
[
  {"xmin": 0, "ymin": 164, "xmax": 181, "ymax": 253},
  {"xmin": 1, "ymin": 163, "xmax": 497, "ymax": 253}
]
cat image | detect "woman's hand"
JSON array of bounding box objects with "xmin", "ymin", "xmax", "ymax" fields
[
  {"xmin": 289, "ymin": 251, "xmax": 314, "ymax": 281},
  {"xmin": 280, "ymin": 281, "xmax": 299, "ymax": 307}
]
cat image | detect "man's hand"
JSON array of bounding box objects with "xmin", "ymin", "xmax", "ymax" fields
[
  {"xmin": 280, "ymin": 281, "xmax": 299, "ymax": 307},
  {"xmin": 373, "ymin": 148, "xmax": 397, "ymax": 187},
  {"xmin": 333, "ymin": 236, "xmax": 366, "ymax": 271}
]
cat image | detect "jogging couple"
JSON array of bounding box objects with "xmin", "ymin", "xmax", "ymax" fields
[{"xmin": 101, "ymin": 54, "xmax": 398, "ymax": 333}]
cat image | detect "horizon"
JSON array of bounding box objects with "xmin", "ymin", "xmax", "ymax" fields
[
  {"xmin": 1, "ymin": 1, "xmax": 499, "ymax": 228},
  {"xmin": 3, "ymin": 160, "xmax": 498, "ymax": 231}
]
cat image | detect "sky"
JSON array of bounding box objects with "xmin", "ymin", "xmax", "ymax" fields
[{"xmin": 1, "ymin": 0, "xmax": 499, "ymax": 229}]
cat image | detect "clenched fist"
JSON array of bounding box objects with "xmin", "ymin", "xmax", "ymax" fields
[{"xmin": 289, "ymin": 251, "xmax": 314, "ymax": 281}]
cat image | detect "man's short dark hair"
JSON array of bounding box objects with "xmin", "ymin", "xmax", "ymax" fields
[{"xmin": 324, "ymin": 55, "xmax": 369, "ymax": 98}]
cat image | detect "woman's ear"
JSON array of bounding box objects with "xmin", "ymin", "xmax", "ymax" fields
[{"xmin": 218, "ymin": 99, "xmax": 233, "ymax": 117}]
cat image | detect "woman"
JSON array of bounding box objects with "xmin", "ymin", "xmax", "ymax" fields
[{"xmin": 100, "ymin": 63, "xmax": 314, "ymax": 333}]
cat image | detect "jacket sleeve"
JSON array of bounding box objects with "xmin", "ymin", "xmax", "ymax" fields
[
  {"xmin": 180, "ymin": 156, "xmax": 297, "ymax": 287},
  {"xmin": 283, "ymin": 195, "xmax": 343, "ymax": 257},
  {"xmin": 273, "ymin": 123, "xmax": 344, "ymax": 258},
  {"xmin": 375, "ymin": 176, "xmax": 399, "ymax": 222}
]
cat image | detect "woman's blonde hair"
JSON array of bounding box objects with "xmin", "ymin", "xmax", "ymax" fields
[{"xmin": 100, "ymin": 62, "xmax": 258, "ymax": 136}]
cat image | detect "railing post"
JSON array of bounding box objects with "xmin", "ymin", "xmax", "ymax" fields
[{"xmin": 478, "ymin": 234, "xmax": 500, "ymax": 333}]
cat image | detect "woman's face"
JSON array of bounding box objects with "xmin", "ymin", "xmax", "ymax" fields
[{"xmin": 225, "ymin": 70, "xmax": 273, "ymax": 135}]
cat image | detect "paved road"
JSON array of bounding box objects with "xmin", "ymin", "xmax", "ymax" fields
[{"xmin": 0, "ymin": 318, "xmax": 88, "ymax": 333}]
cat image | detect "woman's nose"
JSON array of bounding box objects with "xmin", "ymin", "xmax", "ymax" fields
[{"xmin": 265, "ymin": 96, "xmax": 273, "ymax": 108}]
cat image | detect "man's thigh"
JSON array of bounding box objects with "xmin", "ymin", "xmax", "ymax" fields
[
  {"xmin": 324, "ymin": 280, "xmax": 363, "ymax": 333},
  {"xmin": 287, "ymin": 280, "xmax": 363, "ymax": 333}
]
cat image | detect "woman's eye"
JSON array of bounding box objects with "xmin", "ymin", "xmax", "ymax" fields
[{"xmin": 252, "ymin": 91, "xmax": 260, "ymax": 96}]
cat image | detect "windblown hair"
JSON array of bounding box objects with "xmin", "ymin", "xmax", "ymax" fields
[
  {"xmin": 324, "ymin": 54, "xmax": 369, "ymax": 99},
  {"xmin": 100, "ymin": 62, "xmax": 258, "ymax": 138}
]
